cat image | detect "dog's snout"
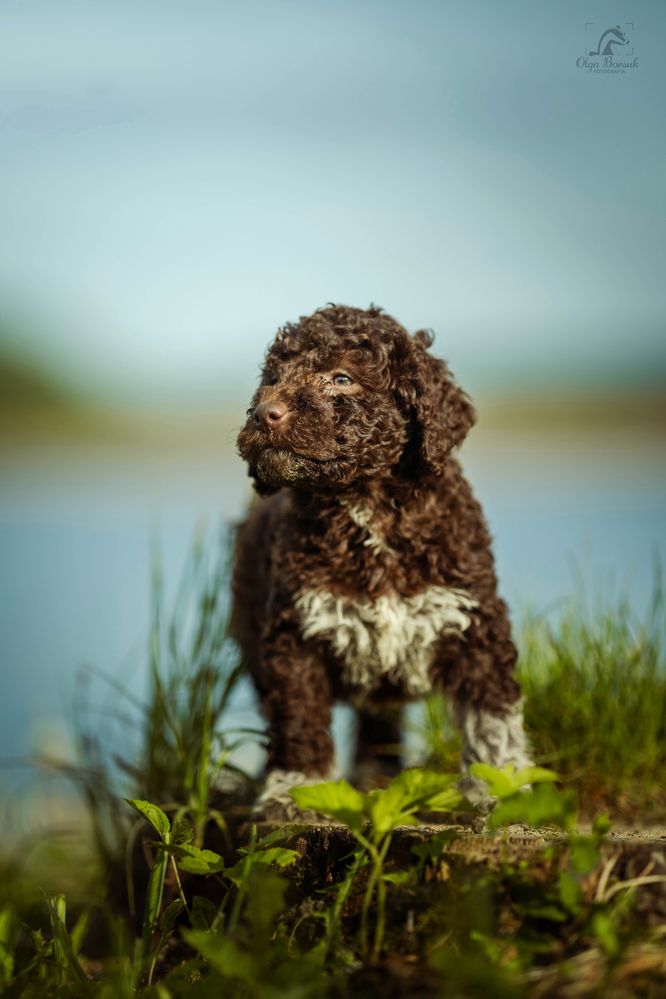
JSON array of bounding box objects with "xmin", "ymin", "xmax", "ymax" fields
[{"xmin": 254, "ymin": 399, "xmax": 290, "ymax": 430}]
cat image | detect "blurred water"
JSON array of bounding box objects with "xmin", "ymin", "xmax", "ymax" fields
[{"xmin": 1, "ymin": 430, "xmax": 664, "ymax": 788}]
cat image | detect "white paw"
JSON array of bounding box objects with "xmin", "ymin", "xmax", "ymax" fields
[
  {"xmin": 458, "ymin": 772, "xmax": 496, "ymax": 814},
  {"xmin": 252, "ymin": 769, "xmax": 330, "ymax": 823}
]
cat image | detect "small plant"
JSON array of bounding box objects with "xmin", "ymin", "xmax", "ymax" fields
[
  {"xmin": 292, "ymin": 768, "xmax": 462, "ymax": 960},
  {"xmin": 126, "ymin": 797, "xmax": 299, "ymax": 987},
  {"xmin": 469, "ymin": 762, "xmax": 575, "ymax": 831},
  {"xmin": 62, "ymin": 528, "xmax": 248, "ymax": 870}
]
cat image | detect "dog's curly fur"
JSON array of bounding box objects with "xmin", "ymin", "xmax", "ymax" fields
[{"xmin": 232, "ymin": 305, "xmax": 531, "ymax": 816}]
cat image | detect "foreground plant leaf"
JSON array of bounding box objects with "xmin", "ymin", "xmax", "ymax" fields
[
  {"xmin": 126, "ymin": 799, "xmax": 171, "ymax": 841},
  {"xmin": 173, "ymin": 843, "xmax": 226, "ymax": 875},
  {"xmin": 225, "ymin": 846, "xmax": 300, "ymax": 886},
  {"xmin": 488, "ymin": 782, "xmax": 577, "ymax": 831},
  {"xmin": 469, "ymin": 763, "xmax": 559, "ymax": 801},
  {"xmin": 183, "ymin": 930, "xmax": 256, "ymax": 980},
  {"xmin": 0, "ymin": 907, "xmax": 17, "ymax": 988},
  {"xmin": 291, "ymin": 779, "xmax": 365, "ymax": 829}
]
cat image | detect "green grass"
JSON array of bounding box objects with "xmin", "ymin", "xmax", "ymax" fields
[
  {"xmin": 1, "ymin": 538, "xmax": 665, "ymax": 995},
  {"xmin": 417, "ymin": 570, "xmax": 666, "ymax": 818},
  {"xmin": 29, "ymin": 527, "xmax": 252, "ymax": 885},
  {"xmin": 519, "ymin": 575, "xmax": 666, "ymax": 815}
]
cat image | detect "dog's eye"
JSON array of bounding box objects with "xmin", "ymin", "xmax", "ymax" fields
[
  {"xmin": 332, "ymin": 373, "xmax": 353, "ymax": 386},
  {"xmin": 263, "ymin": 371, "xmax": 278, "ymax": 386}
]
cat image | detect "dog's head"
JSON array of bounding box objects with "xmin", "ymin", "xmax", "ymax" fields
[{"xmin": 237, "ymin": 305, "xmax": 475, "ymax": 494}]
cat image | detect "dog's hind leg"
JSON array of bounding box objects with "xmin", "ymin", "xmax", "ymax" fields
[{"xmin": 353, "ymin": 705, "xmax": 403, "ymax": 788}]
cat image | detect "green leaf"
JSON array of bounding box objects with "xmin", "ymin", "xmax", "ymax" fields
[
  {"xmin": 469, "ymin": 764, "xmax": 517, "ymax": 799},
  {"xmin": 159, "ymin": 899, "xmax": 185, "ymax": 934},
  {"xmin": 226, "ymin": 846, "xmax": 299, "ymax": 885},
  {"xmin": 249, "ymin": 846, "xmax": 299, "ymax": 867},
  {"xmin": 142, "ymin": 985, "xmax": 176, "ymax": 999},
  {"xmin": 520, "ymin": 903, "xmax": 568, "ymax": 923},
  {"xmin": 382, "ymin": 869, "xmax": 415, "ymax": 886},
  {"xmin": 516, "ymin": 766, "xmax": 560, "ymax": 786},
  {"xmin": 367, "ymin": 770, "xmax": 463, "ymax": 836},
  {"xmin": 244, "ymin": 868, "xmax": 287, "ymax": 938},
  {"xmin": 0, "ymin": 908, "xmax": 16, "ymax": 987},
  {"xmin": 290, "ymin": 780, "xmax": 366, "ymax": 830},
  {"xmin": 470, "ymin": 929, "xmax": 504, "ymax": 963},
  {"xmin": 590, "ymin": 909, "xmax": 620, "ymax": 957},
  {"xmin": 426, "ymin": 786, "xmax": 465, "ymax": 811},
  {"xmin": 389, "ymin": 768, "xmax": 460, "ymax": 808},
  {"xmin": 488, "ymin": 783, "xmax": 577, "ymax": 831},
  {"xmin": 469, "ymin": 763, "xmax": 560, "ymax": 801},
  {"xmin": 44, "ymin": 894, "xmax": 91, "ymax": 989},
  {"xmin": 173, "ymin": 843, "xmax": 225, "ymax": 875},
  {"xmin": 183, "ymin": 930, "xmax": 255, "ymax": 980},
  {"xmin": 190, "ymin": 896, "xmax": 218, "ymax": 931},
  {"xmin": 142, "ymin": 846, "xmax": 168, "ymax": 950},
  {"xmin": 255, "ymin": 824, "xmax": 312, "ymax": 847},
  {"xmin": 558, "ymin": 872, "xmax": 582, "ymax": 914},
  {"xmin": 171, "ymin": 817, "xmax": 194, "ymax": 846},
  {"xmin": 570, "ymin": 836, "xmax": 601, "ymax": 874},
  {"xmin": 592, "ymin": 811, "xmax": 612, "ymax": 837},
  {"xmin": 411, "ymin": 829, "xmax": 458, "ymax": 868},
  {"xmin": 366, "ymin": 787, "xmax": 417, "ymax": 837},
  {"xmin": 69, "ymin": 910, "xmax": 90, "ymax": 958},
  {"xmin": 126, "ymin": 799, "xmax": 171, "ymax": 842}
]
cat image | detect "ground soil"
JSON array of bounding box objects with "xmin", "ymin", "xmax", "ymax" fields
[{"xmin": 268, "ymin": 821, "xmax": 666, "ymax": 998}]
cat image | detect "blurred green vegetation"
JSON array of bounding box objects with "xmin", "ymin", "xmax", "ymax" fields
[
  {"xmin": 479, "ymin": 387, "xmax": 666, "ymax": 433},
  {"xmin": 0, "ymin": 536, "xmax": 665, "ymax": 995},
  {"xmin": 0, "ymin": 354, "xmax": 72, "ymax": 411},
  {"xmin": 1, "ymin": 340, "xmax": 665, "ymax": 452},
  {"xmin": 420, "ymin": 571, "xmax": 666, "ymax": 820}
]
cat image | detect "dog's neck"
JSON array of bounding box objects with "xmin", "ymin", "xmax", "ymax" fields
[
  {"xmin": 338, "ymin": 497, "xmax": 395, "ymax": 555},
  {"xmin": 291, "ymin": 474, "xmax": 404, "ymax": 512},
  {"xmin": 293, "ymin": 463, "xmax": 442, "ymax": 506},
  {"xmin": 288, "ymin": 469, "xmax": 444, "ymax": 549}
]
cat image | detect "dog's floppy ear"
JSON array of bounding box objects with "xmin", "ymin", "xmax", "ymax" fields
[{"xmin": 396, "ymin": 330, "xmax": 476, "ymax": 476}]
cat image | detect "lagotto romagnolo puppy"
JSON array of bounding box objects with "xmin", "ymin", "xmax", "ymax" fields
[{"xmin": 231, "ymin": 304, "xmax": 532, "ymax": 819}]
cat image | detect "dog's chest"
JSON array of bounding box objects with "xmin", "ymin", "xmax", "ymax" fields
[{"xmin": 294, "ymin": 585, "xmax": 476, "ymax": 695}]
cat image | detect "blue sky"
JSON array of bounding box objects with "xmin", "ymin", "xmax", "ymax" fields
[{"xmin": 1, "ymin": 0, "xmax": 664, "ymax": 403}]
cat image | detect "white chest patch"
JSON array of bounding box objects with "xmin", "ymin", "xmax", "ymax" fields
[{"xmin": 294, "ymin": 586, "xmax": 477, "ymax": 696}]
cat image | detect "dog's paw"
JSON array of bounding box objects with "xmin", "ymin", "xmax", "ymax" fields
[
  {"xmin": 251, "ymin": 769, "xmax": 329, "ymax": 824},
  {"xmin": 458, "ymin": 770, "xmax": 533, "ymax": 818},
  {"xmin": 458, "ymin": 772, "xmax": 497, "ymax": 815}
]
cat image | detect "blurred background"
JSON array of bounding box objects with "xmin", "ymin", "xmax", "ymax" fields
[{"xmin": 1, "ymin": 0, "xmax": 664, "ymax": 794}]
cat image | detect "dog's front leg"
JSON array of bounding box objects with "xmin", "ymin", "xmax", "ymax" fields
[
  {"xmin": 438, "ymin": 598, "xmax": 533, "ymax": 812},
  {"xmin": 452, "ymin": 698, "xmax": 532, "ymax": 812},
  {"xmin": 252, "ymin": 625, "xmax": 335, "ymax": 821}
]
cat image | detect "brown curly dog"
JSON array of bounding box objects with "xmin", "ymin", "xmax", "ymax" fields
[{"xmin": 232, "ymin": 304, "xmax": 531, "ymax": 818}]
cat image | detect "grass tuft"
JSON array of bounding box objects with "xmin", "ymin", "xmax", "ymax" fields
[
  {"xmin": 418, "ymin": 569, "xmax": 666, "ymax": 817},
  {"xmin": 519, "ymin": 570, "xmax": 666, "ymax": 815},
  {"xmin": 52, "ymin": 526, "xmax": 250, "ymax": 871}
]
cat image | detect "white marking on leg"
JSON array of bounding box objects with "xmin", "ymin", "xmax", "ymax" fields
[
  {"xmin": 453, "ymin": 700, "xmax": 533, "ymax": 810},
  {"xmin": 252, "ymin": 767, "xmax": 337, "ymax": 820}
]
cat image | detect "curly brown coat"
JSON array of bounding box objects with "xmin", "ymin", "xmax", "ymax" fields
[{"xmin": 232, "ymin": 305, "xmax": 531, "ymax": 814}]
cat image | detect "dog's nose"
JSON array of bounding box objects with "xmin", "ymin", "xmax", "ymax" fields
[{"xmin": 254, "ymin": 399, "xmax": 290, "ymax": 430}]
